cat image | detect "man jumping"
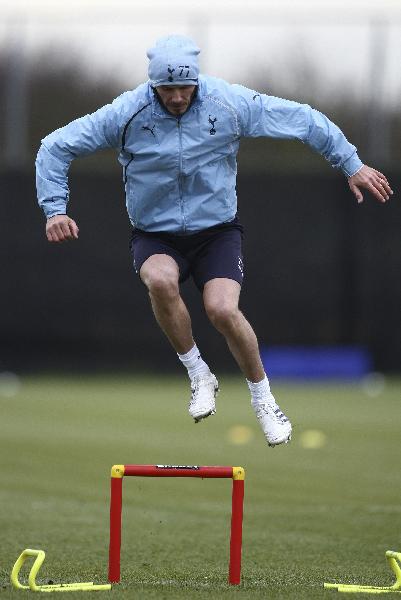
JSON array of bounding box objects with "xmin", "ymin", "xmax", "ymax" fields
[{"xmin": 36, "ymin": 35, "xmax": 393, "ymax": 447}]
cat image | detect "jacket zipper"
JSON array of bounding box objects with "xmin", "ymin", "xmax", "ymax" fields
[
  {"xmin": 177, "ymin": 119, "xmax": 186, "ymax": 233},
  {"xmin": 123, "ymin": 153, "xmax": 134, "ymax": 185}
]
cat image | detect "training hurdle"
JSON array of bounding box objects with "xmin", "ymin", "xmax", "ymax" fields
[
  {"xmin": 108, "ymin": 464, "xmax": 245, "ymax": 585},
  {"xmin": 11, "ymin": 548, "xmax": 111, "ymax": 592},
  {"xmin": 324, "ymin": 549, "xmax": 401, "ymax": 594}
]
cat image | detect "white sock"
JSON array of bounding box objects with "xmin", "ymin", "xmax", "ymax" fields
[
  {"xmin": 178, "ymin": 344, "xmax": 210, "ymax": 381},
  {"xmin": 247, "ymin": 374, "xmax": 273, "ymax": 405}
]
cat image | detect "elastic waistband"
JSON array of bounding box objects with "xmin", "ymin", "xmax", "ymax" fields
[{"xmin": 132, "ymin": 216, "xmax": 242, "ymax": 239}]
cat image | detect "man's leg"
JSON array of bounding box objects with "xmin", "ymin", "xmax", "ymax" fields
[
  {"xmin": 203, "ymin": 278, "xmax": 264, "ymax": 382},
  {"xmin": 140, "ymin": 254, "xmax": 218, "ymax": 421},
  {"xmin": 203, "ymin": 278, "xmax": 292, "ymax": 446},
  {"xmin": 140, "ymin": 254, "xmax": 193, "ymax": 354}
]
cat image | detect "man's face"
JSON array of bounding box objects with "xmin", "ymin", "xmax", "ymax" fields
[{"xmin": 156, "ymin": 85, "xmax": 196, "ymax": 116}]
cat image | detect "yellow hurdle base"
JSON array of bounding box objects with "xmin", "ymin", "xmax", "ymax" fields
[
  {"xmin": 324, "ymin": 550, "xmax": 401, "ymax": 595},
  {"xmin": 11, "ymin": 549, "xmax": 111, "ymax": 592}
]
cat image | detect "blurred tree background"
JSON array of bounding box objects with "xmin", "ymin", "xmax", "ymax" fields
[{"xmin": 1, "ymin": 45, "xmax": 400, "ymax": 175}]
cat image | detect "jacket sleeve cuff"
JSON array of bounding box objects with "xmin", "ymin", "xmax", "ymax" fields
[
  {"xmin": 41, "ymin": 198, "xmax": 68, "ymax": 219},
  {"xmin": 46, "ymin": 212, "xmax": 67, "ymax": 220},
  {"xmin": 341, "ymin": 154, "xmax": 364, "ymax": 178}
]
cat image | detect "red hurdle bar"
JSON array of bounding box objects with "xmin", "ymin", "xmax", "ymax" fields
[{"xmin": 108, "ymin": 464, "xmax": 245, "ymax": 585}]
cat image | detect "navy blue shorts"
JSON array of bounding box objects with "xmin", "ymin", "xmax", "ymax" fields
[{"xmin": 130, "ymin": 217, "xmax": 244, "ymax": 291}]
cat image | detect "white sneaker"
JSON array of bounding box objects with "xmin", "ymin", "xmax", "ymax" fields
[
  {"xmin": 252, "ymin": 395, "xmax": 292, "ymax": 447},
  {"xmin": 189, "ymin": 373, "xmax": 219, "ymax": 423}
]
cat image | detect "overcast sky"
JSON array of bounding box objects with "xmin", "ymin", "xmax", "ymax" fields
[{"xmin": 2, "ymin": 0, "xmax": 401, "ymax": 107}]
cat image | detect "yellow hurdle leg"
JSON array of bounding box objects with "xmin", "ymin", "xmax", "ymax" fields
[
  {"xmin": 386, "ymin": 551, "xmax": 401, "ymax": 591},
  {"xmin": 11, "ymin": 548, "xmax": 111, "ymax": 592},
  {"xmin": 11, "ymin": 549, "xmax": 46, "ymax": 590},
  {"xmin": 324, "ymin": 550, "xmax": 401, "ymax": 594}
]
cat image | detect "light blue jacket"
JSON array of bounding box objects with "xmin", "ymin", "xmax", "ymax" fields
[{"xmin": 36, "ymin": 75, "xmax": 363, "ymax": 233}]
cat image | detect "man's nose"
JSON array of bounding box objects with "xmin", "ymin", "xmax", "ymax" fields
[{"xmin": 171, "ymin": 91, "xmax": 184, "ymax": 103}]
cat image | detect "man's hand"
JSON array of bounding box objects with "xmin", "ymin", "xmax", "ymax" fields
[
  {"xmin": 348, "ymin": 165, "xmax": 393, "ymax": 204},
  {"xmin": 46, "ymin": 215, "xmax": 79, "ymax": 242}
]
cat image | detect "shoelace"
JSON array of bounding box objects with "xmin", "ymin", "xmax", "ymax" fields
[
  {"xmin": 273, "ymin": 406, "xmax": 289, "ymax": 423},
  {"xmin": 256, "ymin": 403, "xmax": 289, "ymax": 424}
]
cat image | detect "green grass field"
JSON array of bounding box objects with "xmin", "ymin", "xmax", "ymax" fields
[{"xmin": 1, "ymin": 375, "xmax": 400, "ymax": 599}]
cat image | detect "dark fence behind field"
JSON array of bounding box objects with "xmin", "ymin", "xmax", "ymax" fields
[{"xmin": 1, "ymin": 171, "xmax": 400, "ymax": 373}]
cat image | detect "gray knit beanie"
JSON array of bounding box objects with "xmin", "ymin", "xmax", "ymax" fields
[{"xmin": 147, "ymin": 35, "xmax": 200, "ymax": 87}]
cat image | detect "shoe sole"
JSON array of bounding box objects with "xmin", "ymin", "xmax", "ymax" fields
[
  {"xmin": 268, "ymin": 433, "xmax": 292, "ymax": 447},
  {"xmin": 193, "ymin": 409, "xmax": 216, "ymax": 423}
]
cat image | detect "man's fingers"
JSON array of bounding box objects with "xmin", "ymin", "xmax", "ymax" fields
[
  {"xmin": 48, "ymin": 224, "xmax": 67, "ymax": 242},
  {"xmin": 47, "ymin": 225, "xmax": 62, "ymax": 242},
  {"xmin": 370, "ymin": 169, "xmax": 393, "ymax": 197},
  {"xmin": 349, "ymin": 165, "xmax": 394, "ymax": 204},
  {"xmin": 370, "ymin": 177, "xmax": 390, "ymax": 202},
  {"xmin": 373, "ymin": 169, "xmax": 388, "ymax": 182},
  {"xmin": 373, "ymin": 169, "xmax": 392, "ymax": 191},
  {"xmin": 377, "ymin": 177, "xmax": 393, "ymax": 197},
  {"xmin": 368, "ymin": 181, "xmax": 387, "ymax": 203},
  {"xmin": 46, "ymin": 216, "xmax": 79, "ymax": 242},
  {"xmin": 350, "ymin": 183, "xmax": 364, "ymax": 204},
  {"xmin": 60, "ymin": 221, "xmax": 74, "ymax": 240},
  {"xmin": 53, "ymin": 224, "xmax": 68, "ymax": 241},
  {"xmin": 68, "ymin": 220, "xmax": 79, "ymax": 239}
]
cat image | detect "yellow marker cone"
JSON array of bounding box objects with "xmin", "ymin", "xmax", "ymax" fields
[
  {"xmin": 11, "ymin": 549, "xmax": 111, "ymax": 592},
  {"xmin": 324, "ymin": 550, "xmax": 401, "ymax": 594}
]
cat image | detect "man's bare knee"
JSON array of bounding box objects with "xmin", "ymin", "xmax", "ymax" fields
[
  {"xmin": 148, "ymin": 276, "xmax": 179, "ymax": 301},
  {"xmin": 205, "ymin": 300, "xmax": 239, "ymax": 331},
  {"xmin": 140, "ymin": 255, "xmax": 180, "ymax": 300}
]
